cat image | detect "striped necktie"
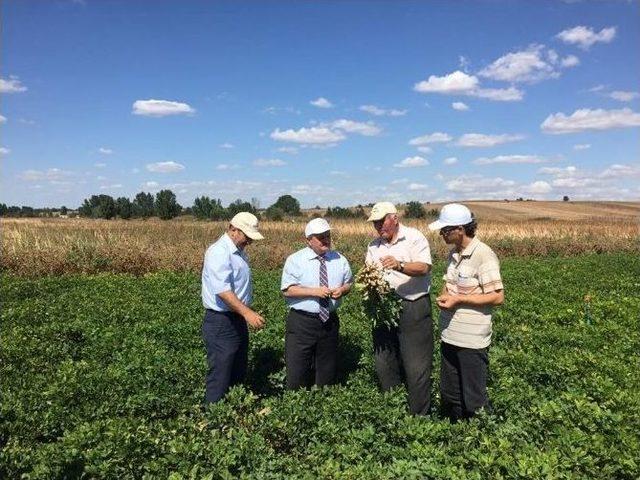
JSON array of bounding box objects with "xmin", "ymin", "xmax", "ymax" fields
[{"xmin": 318, "ymin": 255, "xmax": 330, "ymax": 323}]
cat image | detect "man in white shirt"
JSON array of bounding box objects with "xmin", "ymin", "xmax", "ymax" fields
[
  {"xmin": 201, "ymin": 212, "xmax": 265, "ymax": 404},
  {"xmin": 281, "ymin": 218, "xmax": 353, "ymax": 389},
  {"xmin": 365, "ymin": 202, "xmax": 433, "ymax": 415}
]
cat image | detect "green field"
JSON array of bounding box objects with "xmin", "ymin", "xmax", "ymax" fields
[{"xmin": 2, "ymin": 254, "xmax": 639, "ymax": 479}]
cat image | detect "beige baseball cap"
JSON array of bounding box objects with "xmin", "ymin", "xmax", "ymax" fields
[
  {"xmin": 230, "ymin": 212, "xmax": 264, "ymax": 240},
  {"xmin": 367, "ymin": 201, "xmax": 397, "ymax": 222}
]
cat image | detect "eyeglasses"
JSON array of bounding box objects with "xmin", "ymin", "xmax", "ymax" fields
[{"xmin": 439, "ymin": 225, "xmax": 460, "ymax": 236}]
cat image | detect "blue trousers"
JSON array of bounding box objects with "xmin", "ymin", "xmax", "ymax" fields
[{"xmin": 202, "ymin": 309, "xmax": 249, "ymax": 404}]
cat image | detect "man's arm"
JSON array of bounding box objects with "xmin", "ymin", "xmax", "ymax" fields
[
  {"xmin": 436, "ymin": 289, "xmax": 504, "ymax": 310},
  {"xmin": 380, "ymin": 256, "xmax": 431, "ymax": 276},
  {"xmin": 218, "ymin": 290, "xmax": 265, "ymax": 328},
  {"xmin": 283, "ymin": 285, "xmax": 332, "ymax": 299}
]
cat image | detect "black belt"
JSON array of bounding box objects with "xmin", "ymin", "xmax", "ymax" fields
[
  {"xmin": 291, "ymin": 309, "xmax": 338, "ymax": 319},
  {"xmin": 205, "ymin": 309, "xmax": 242, "ymax": 319}
]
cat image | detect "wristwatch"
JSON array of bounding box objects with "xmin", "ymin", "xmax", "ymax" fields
[{"xmin": 398, "ymin": 261, "xmax": 405, "ymax": 272}]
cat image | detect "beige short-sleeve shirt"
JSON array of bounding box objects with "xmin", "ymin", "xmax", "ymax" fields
[
  {"xmin": 440, "ymin": 237, "xmax": 503, "ymax": 349},
  {"xmin": 365, "ymin": 224, "xmax": 432, "ymax": 300}
]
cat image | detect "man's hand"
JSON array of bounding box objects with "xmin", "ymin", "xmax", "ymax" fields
[
  {"xmin": 316, "ymin": 286, "xmax": 332, "ymax": 298},
  {"xmin": 436, "ymin": 292, "xmax": 459, "ymax": 310},
  {"xmin": 380, "ymin": 255, "xmax": 400, "ymax": 270},
  {"xmin": 330, "ymin": 286, "xmax": 344, "ymax": 299},
  {"xmin": 244, "ymin": 310, "xmax": 265, "ymax": 329}
]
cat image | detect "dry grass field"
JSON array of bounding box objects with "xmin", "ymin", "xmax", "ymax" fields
[{"xmin": 2, "ymin": 201, "xmax": 638, "ymax": 276}]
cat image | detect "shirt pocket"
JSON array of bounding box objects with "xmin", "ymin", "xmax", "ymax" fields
[{"xmin": 456, "ymin": 265, "xmax": 479, "ymax": 291}]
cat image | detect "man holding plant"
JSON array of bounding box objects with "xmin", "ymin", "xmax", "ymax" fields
[
  {"xmin": 429, "ymin": 203, "xmax": 504, "ymax": 421},
  {"xmin": 201, "ymin": 212, "xmax": 266, "ymax": 404},
  {"xmin": 281, "ymin": 218, "xmax": 353, "ymax": 389},
  {"xmin": 365, "ymin": 202, "xmax": 433, "ymax": 416}
]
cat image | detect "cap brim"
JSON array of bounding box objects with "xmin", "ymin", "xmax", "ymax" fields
[
  {"xmin": 428, "ymin": 220, "xmax": 446, "ymax": 231},
  {"xmin": 244, "ymin": 230, "xmax": 264, "ymax": 240},
  {"xmin": 367, "ymin": 213, "xmax": 384, "ymax": 222}
]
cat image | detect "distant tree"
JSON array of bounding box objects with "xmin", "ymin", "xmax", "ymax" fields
[
  {"xmin": 192, "ymin": 196, "xmax": 213, "ymax": 220},
  {"xmin": 227, "ymin": 198, "xmax": 256, "ymax": 218},
  {"xmin": 116, "ymin": 197, "xmax": 133, "ymax": 219},
  {"xmin": 79, "ymin": 195, "xmax": 116, "ymax": 219},
  {"xmin": 155, "ymin": 189, "xmax": 182, "ymax": 220},
  {"xmin": 0, "ymin": 203, "xmax": 7, "ymax": 216},
  {"xmin": 563, "ymin": 195, "xmax": 570, "ymax": 202},
  {"xmin": 133, "ymin": 192, "xmax": 155, "ymax": 218},
  {"xmin": 325, "ymin": 206, "xmax": 363, "ymax": 219},
  {"xmin": 270, "ymin": 194, "xmax": 301, "ymax": 216},
  {"xmin": 264, "ymin": 206, "xmax": 284, "ymax": 221},
  {"xmin": 251, "ymin": 197, "xmax": 260, "ymax": 211},
  {"xmin": 404, "ymin": 201, "xmax": 426, "ymax": 219},
  {"xmin": 60, "ymin": 206, "xmax": 68, "ymax": 216}
]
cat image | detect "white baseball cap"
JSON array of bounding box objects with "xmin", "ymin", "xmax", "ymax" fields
[
  {"xmin": 428, "ymin": 203, "xmax": 473, "ymax": 231},
  {"xmin": 230, "ymin": 212, "xmax": 264, "ymax": 240},
  {"xmin": 367, "ymin": 201, "xmax": 397, "ymax": 222},
  {"xmin": 305, "ymin": 218, "xmax": 331, "ymax": 237}
]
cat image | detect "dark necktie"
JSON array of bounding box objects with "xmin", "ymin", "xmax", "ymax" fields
[{"xmin": 318, "ymin": 255, "xmax": 330, "ymax": 323}]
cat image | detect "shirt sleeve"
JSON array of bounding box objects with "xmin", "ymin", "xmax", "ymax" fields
[
  {"xmin": 410, "ymin": 231, "xmax": 432, "ymax": 265},
  {"xmin": 365, "ymin": 245, "xmax": 374, "ymax": 265},
  {"xmin": 281, "ymin": 256, "xmax": 301, "ymax": 291},
  {"xmin": 342, "ymin": 256, "xmax": 354, "ymax": 285},
  {"xmin": 204, "ymin": 250, "xmax": 233, "ymax": 294},
  {"xmin": 478, "ymin": 249, "xmax": 503, "ymax": 293}
]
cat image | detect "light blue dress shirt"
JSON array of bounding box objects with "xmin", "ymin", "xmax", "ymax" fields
[
  {"xmin": 201, "ymin": 233, "xmax": 252, "ymax": 311},
  {"xmin": 281, "ymin": 247, "xmax": 353, "ymax": 313}
]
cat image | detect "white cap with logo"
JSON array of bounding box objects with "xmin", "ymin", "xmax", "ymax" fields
[
  {"xmin": 305, "ymin": 218, "xmax": 331, "ymax": 237},
  {"xmin": 428, "ymin": 203, "xmax": 473, "ymax": 230},
  {"xmin": 230, "ymin": 212, "xmax": 264, "ymax": 240},
  {"xmin": 367, "ymin": 201, "xmax": 398, "ymax": 222}
]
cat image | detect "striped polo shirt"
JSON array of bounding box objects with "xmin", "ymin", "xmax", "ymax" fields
[{"xmin": 440, "ymin": 237, "xmax": 503, "ymax": 349}]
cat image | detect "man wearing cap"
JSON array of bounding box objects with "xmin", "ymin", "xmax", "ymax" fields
[
  {"xmin": 281, "ymin": 218, "xmax": 353, "ymax": 389},
  {"xmin": 201, "ymin": 212, "xmax": 266, "ymax": 404},
  {"xmin": 429, "ymin": 203, "xmax": 504, "ymax": 421},
  {"xmin": 365, "ymin": 201, "xmax": 433, "ymax": 416}
]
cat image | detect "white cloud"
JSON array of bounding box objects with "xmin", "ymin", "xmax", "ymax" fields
[
  {"xmin": 329, "ymin": 119, "xmax": 382, "ymax": 136},
  {"xmin": 452, "ymin": 102, "xmax": 469, "ymax": 111},
  {"xmin": 99, "ymin": 147, "xmax": 113, "ymax": 155},
  {"xmin": 446, "ymin": 174, "xmax": 516, "ymax": 193},
  {"xmin": 18, "ymin": 168, "xmax": 74, "ymax": 182},
  {"xmin": 417, "ymin": 146, "xmax": 433, "ymax": 154},
  {"xmin": 0, "ymin": 76, "xmax": 28, "ymax": 93},
  {"xmin": 143, "ymin": 181, "xmax": 159, "ymax": 189},
  {"xmin": 414, "ymin": 70, "xmax": 478, "ymax": 93},
  {"xmin": 310, "ymin": 97, "xmax": 334, "ymax": 108},
  {"xmin": 94, "ymin": 162, "xmax": 107, "ymax": 168},
  {"xmin": 270, "ymin": 127, "xmax": 346, "ymax": 145},
  {"xmin": 330, "ymin": 170, "xmax": 348, "ymax": 176},
  {"xmin": 100, "ymin": 184, "xmax": 123, "ymax": 190},
  {"xmin": 253, "ymin": 158, "xmax": 286, "ymax": 167},
  {"xmin": 525, "ymin": 181, "xmax": 552, "ymax": 194},
  {"xmin": 561, "ymin": 55, "xmax": 580, "ymax": 68},
  {"xmin": 413, "ymin": 70, "xmax": 523, "ymax": 102},
  {"xmin": 219, "ymin": 143, "xmax": 234, "ymax": 149},
  {"xmin": 408, "ymin": 183, "xmax": 428, "ymax": 190},
  {"xmin": 359, "ymin": 104, "xmax": 407, "ymax": 116},
  {"xmin": 573, "ymin": 143, "xmax": 591, "ymax": 150},
  {"xmin": 132, "ymin": 99, "xmax": 195, "ymax": 117},
  {"xmin": 599, "ymin": 164, "xmax": 640, "ymax": 179},
  {"xmin": 473, "ymin": 155, "xmax": 546, "ymax": 165},
  {"xmin": 391, "ymin": 178, "xmax": 409, "ymax": 185},
  {"xmin": 443, "ymin": 157, "xmax": 458, "ymax": 165},
  {"xmin": 541, "ymin": 108, "xmax": 640, "ymax": 134},
  {"xmin": 457, "ymin": 133, "xmax": 525, "ymax": 147},
  {"xmin": 0, "ymin": 115, "xmax": 7, "ymax": 124},
  {"xmin": 609, "ymin": 91, "xmax": 640, "ymax": 102},
  {"xmin": 394, "ymin": 156, "xmax": 429, "ymax": 168},
  {"xmin": 479, "ymin": 45, "xmax": 558, "ymax": 83},
  {"xmin": 215, "ymin": 163, "xmax": 239, "ymax": 171},
  {"xmin": 538, "ymin": 165, "xmax": 577, "ymax": 176},
  {"xmin": 408, "ymin": 132, "xmax": 452, "ymax": 146},
  {"xmin": 146, "ymin": 161, "xmax": 185, "ymax": 173},
  {"xmin": 0, "ymin": 147, "xmax": 10, "ymax": 157},
  {"xmin": 556, "ymin": 25, "xmax": 616, "ymax": 50},
  {"xmin": 277, "ymin": 146, "xmax": 299, "ymax": 154}
]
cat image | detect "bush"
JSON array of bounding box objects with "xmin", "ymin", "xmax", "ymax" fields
[{"xmin": 404, "ymin": 201, "xmax": 426, "ymax": 219}]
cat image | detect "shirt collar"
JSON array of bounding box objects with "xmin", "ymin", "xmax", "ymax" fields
[
  {"xmin": 460, "ymin": 237, "xmax": 480, "ymax": 257},
  {"xmin": 305, "ymin": 247, "xmax": 333, "ymax": 260},
  {"xmin": 223, "ymin": 233, "xmax": 239, "ymax": 254},
  {"xmin": 382, "ymin": 223, "xmax": 407, "ymax": 246}
]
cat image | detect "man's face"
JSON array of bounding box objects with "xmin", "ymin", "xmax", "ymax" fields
[
  {"xmin": 439, "ymin": 225, "xmax": 462, "ymax": 245},
  {"xmin": 306, "ymin": 231, "xmax": 331, "ymax": 255},
  {"xmin": 373, "ymin": 214, "xmax": 399, "ymax": 241},
  {"xmin": 230, "ymin": 227, "xmax": 253, "ymax": 250}
]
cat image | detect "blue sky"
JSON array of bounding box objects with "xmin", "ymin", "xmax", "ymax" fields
[{"xmin": 1, "ymin": 0, "xmax": 639, "ymax": 208}]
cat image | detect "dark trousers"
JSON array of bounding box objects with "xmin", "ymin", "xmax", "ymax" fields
[
  {"xmin": 372, "ymin": 294, "xmax": 433, "ymax": 415},
  {"xmin": 285, "ymin": 309, "xmax": 339, "ymax": 390},
  {"xmin": 202, "ymin": 309, "xmax": 249, "ymax": 404},
  {"xmin": 440, "ymin": 341, "xmax": 490, "ymax": 421}
]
